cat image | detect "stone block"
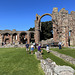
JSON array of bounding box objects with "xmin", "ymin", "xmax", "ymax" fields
[{"xmin": 54, "ymin": 66, "xmax": 75, "ymax": 75}]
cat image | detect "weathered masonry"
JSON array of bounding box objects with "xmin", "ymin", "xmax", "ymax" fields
[
  {"xmin": 0, "ymin": 29, "xmax": 35, "ymax": 45},
  {"xmin": 0, "ymin": 8, "xmax": 75, "ymax": 47},
  {"xmin": 35, "ymin": 7, "xmax": 75, "ymax": 47}
]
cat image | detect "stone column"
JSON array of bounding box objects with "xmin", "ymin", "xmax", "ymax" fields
[
  {"xmin": 52, "ymin": 8, "xmax": 59, "ymax": 42},
  {"xmin": 35, "ymin": 20, "xmax": 40, "ymax": 44},
  {"xmin": 2, "ymin": 34, "xmax": 4, "ymax": 43},
  {"xmin": 0, "ymin": 34, "xmax": 2, "ymax": 45},
  {"xmin": 27, "ymin": 32, "xmax": 30, "ymax": 44},
  {"xmin": 10, "ymin": 34, "xmax": 13, "ymax": 44},
  {"xmin": 17, "ymin": 33, "xmax": 20, "ymax": 42}
]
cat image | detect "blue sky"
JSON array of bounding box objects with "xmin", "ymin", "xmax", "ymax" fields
[{"xmin": 0, "ymin": 0, "xmax": 75, "ymax": 31}]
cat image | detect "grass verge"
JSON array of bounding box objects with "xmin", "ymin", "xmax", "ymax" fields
[
  {"xmin": 42, "ymin": 49, "xmax": 75, "ymax": 70},
  {"xmin": 50, "ymin": 47, "xmax": 75, "ymax": 58}
]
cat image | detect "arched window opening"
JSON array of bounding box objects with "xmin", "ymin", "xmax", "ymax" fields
[
  {"xmin": 30, "ymin": 33, "xmax": 35, "ymax": 43},
  {"xmin": 20, "ymin": 32, "xmax": 27, "ymax": 44},
  {"xmin": 40, "ymin": 15, "xmax": 53, "ymax": 41}
]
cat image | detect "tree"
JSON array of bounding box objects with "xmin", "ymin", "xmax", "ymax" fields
[
  {"xmin": 28, "ymin": 27, "xmax": 35, "ymax": 31},
  {"xmin": 40, "ymin": 21, "xmax": 53, "ymax": 41},
  {"xmin": 28, "ymin": 21, "xmax": 53, "ymax": 41}
]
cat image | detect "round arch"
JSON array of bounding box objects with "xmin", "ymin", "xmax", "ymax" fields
[
  {"xmin": 35, "ymin": 13, "xmax": 55, "ymax": 44},
  {"xmin": 38, "ymin": 13, "xmax": 53, "ymax": 31},
  {"xmin": 39, "ymin": 13, "xmax": 53, "ymax": 40},
  {"xmin": 39, "ymin": 13, "xmax": 52, "ymax": 22},
  {"xmin": 20, "ymin": 32, "xmax": 27, "ymax": 44}
]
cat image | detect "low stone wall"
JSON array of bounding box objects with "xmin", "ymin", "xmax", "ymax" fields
[
  {"xmin": 68, "ymin": 46, "xmax": 75, "ymax": 49},
  {"xmin": 41, "ymin": 38, "xmax": 53, "ymax": 46},
  {"xmin": 35, "ymin": 52, "xmax": 75, "ymax": 75},
  {"xmin": 35, "ymin": 51, "xmax": 43, "ymax": 60},
  {"xmin": 50, "ymin": 50, "xmax": 75, "ymax": 65},
  {"xmin": 0, "ymin": 44, "xmax": 26, "ymax": 48}
]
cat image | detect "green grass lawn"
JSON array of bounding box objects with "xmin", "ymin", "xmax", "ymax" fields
[
  {"xmin": 42, "ymin": 49, "xmax": 75, "ymax": 70},
  {"xmin": 70, "ymin": 45, "xmax": 75, "ymax": 47},
  {"xmin": 0, "ymin": 48, "xmax": 44, "ymax": 75},
  {"xmin": 50, "ymin": 47, "xmax": 75, "ymax": 58},
  {"xmin": 0, "ymin": 47, "xmax": 75, "ymax": 75}
]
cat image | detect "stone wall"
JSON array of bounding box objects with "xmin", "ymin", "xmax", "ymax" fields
[
  {"xmin": 40, "ymin": 38, "xmax": 53, "ymax": 46},
  {"xmin": 0, "ymin": 44, "xmax": 26, "ymax": 48},
  {"xmin": 0, "ymin": 30, "xmax": 35, "ymax": 45},
  {"xmin": 35, "ymin": 52, "xmax": 75, "ymax": 75},
  {"xmin": 49, "ymin": 50, "xmax": 75, "ymax": 65},
  {"xmin": 35, "ymin": 8, "xmax": 75, "ymax": 47},
  {"xmin": 41, "ymin": 58, "xmax": 75, "ymax": 75}
]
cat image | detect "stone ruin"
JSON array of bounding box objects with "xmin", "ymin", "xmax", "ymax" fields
[
  {"xmin": 41, "ymin": 58, "xmax": 75, "ymax": 75},
  {"xmin": 0, "ymin": 29, "xmax": 35, "ymax": 46},
  {"xmin": 0, "ymin": 8, "xmax": 75, "ymax": 47},
  {"xmin": 35, "ymin": 52, "xmax": 75, "ymax": 75},
  {"xmin": 35, "ymin": 7, "xmax": 75, "ymax": 47}
]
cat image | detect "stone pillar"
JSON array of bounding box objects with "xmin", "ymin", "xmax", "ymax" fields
[
  {"xmin": 10, "ymin": 34, "xmax": 13, "ymax": 44},
  {"xmin": 52, "ymin": 7, "xmax": 59, "ymax": 42},
  {"xmin": 35, "ymin": 30, "xmax": 40, "ymax": 43},
  {"xmin": 2, "ymin": 34, "xmax": 4, "ymax": 43},
  {"xmin": 17, "ymin": 33, "xmax": 20, "ymax": 42},
  {"xmin": 35, "ymin": 20, "xmax": 40, "ymax": 44},
  {"xmin": 0, "ymin": 34, "xmax": 2, "ymax": 45},
  {"xmin": 27, "ymin": 32, "xmax": 30, "ymax": 44}
]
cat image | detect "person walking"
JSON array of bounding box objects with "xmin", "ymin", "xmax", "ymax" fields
[
  {"xmin": 58, "ymin": 41, "xmax": 62, "ymax": 49},
  {"xmin": 33, "ymin": 42, "xmax": 36, "ymax": 49},
  {"xmin": 46, "ymin": 44, "xmax": 50, "ymax": 53},
  {"xmin": 30, "ymin": 44, "xmax": 34, "ymax": 54},
  {"xmin": 38, "ymin": 44, "xmax": 43, "ymax": 54},
  {"xmin": 25, "ymin": 43, "xmax": 29, "ymax": 53}
]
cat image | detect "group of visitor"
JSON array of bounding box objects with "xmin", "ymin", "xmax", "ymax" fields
[
  {"xmin": 25, "ymin": 42, "xmax": 43, "ymax": 54},
  {"xmin": 25, "ymin": 41, "xmax": 63, "ymax": 55}
]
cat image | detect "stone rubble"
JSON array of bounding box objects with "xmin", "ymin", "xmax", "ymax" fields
[{"xmin": 35, "ymin": 51, "xmax": 75, "ymax": 75}]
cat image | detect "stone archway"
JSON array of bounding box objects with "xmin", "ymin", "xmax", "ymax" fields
[
  {"xmin": 12, "ymin": 33, "xmax": 17, "ymax": 44},
  {"xmin": 30, "ymin": 32, "xmax": 35, "ymax": 43},
  {"xmin": 39, "ymin": 13, "xmax": 53, "ymax": 30},
  {"xmin": 39, "ymin": 14, "xmax": 53, "ymax": 41},
  {"xmin": 34, "ymin": 7, "xmax": 73, "ymax": 47},
  {"xmin": 20, "ymin": 32, "xmax": 27, "ymax": 44},
  {"xmin": 4, "ymin": 33, "xmax": 10, "ymax": 44},
  {"xmin": 35, "ymin": 13, "xmax": 58, "ymax": 44},
  {"xmin": 5, "ymin": 38, "xmax": 9, "ymax": 44}
]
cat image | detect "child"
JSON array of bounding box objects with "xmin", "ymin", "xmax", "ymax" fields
[
  {"xmin": 46, "ymin": 44, "xmax": 50, "ymax": 53},
  {"xmin": 30, "ymin": 44, "xmax": 34, "ymax": 54}
]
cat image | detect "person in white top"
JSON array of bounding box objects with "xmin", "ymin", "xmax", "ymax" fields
[
  {"xmin": 30, "ymin": 44, "xmax": 34, "ymax": 54},
  {"xmin": 46, "ymin": 44, "xmax": 50, "ymax": 53},
  {"xmin": 58, "ymin": 41, "xmax": 62, "ymax": 49}
]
